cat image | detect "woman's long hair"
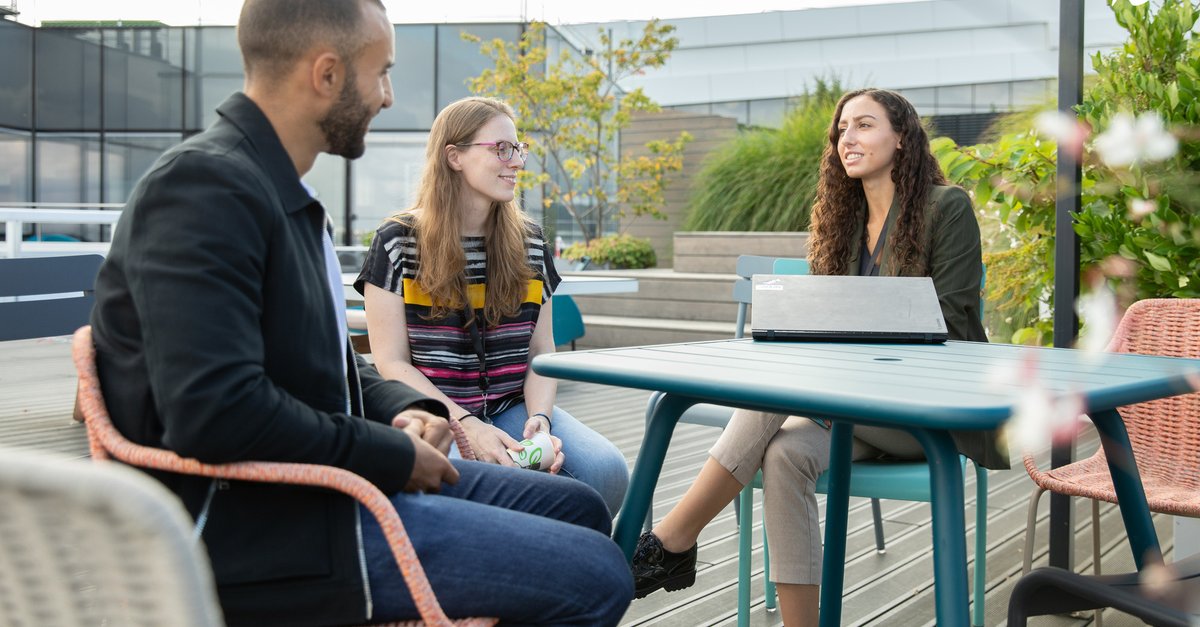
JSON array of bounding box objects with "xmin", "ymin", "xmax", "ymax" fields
[
  {"xmin": 394, "ymin": 96, "xmax": 534, "ymax": 326},
  {"xmin": 807, "ymin": 88, "xmax": 946, "ymax": 276}
]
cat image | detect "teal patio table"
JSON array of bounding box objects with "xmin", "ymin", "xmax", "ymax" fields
[{"xmin": 530, "ymin": 338, "xmax": 1200, "ymax": 626}]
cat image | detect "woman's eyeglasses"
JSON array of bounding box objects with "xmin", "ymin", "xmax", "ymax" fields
[{"xmin": 456, "ymin": 140, "xmax": 530, "ymax": 162}]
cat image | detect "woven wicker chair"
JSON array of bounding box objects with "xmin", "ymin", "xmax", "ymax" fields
[
  {"xmin": 0, "ymin": 445, "xmax": 225, "ymax": 627},
  {"xmin": 72, "ymin": 325, "xmax": 495, "ymax": 627},
  {"xmin": 1021, "ymin": 298, "xmax": 1200, "ymax": 624}
]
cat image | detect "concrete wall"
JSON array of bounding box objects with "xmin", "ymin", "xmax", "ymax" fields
[{"xmin": 618, "ymin": 110, "xmax": 737, "ymax": 267}]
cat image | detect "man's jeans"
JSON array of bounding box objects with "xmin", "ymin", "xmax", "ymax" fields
[{"xmin": 361, "ymin": 460, "xmax": 633, "ymax": 626}]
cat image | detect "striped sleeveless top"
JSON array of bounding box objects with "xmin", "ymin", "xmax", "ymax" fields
[{"xmin": 355, "ymin": 216, "xmax": 561, "ymax": 417}]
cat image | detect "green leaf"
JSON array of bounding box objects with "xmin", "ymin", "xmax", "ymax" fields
[{"xmin": 1144, "ymin": 250, "xmax": 1173, "ymax": 272}]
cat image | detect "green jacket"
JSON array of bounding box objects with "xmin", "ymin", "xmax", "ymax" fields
[{"xmin": 844, "ymin": 184, "xmax": 1008, "ymax": 469}]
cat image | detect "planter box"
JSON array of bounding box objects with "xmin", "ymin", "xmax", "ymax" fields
[{"xmin": 673, "ymin": 231, "xmax": 810, "ymax": 274}]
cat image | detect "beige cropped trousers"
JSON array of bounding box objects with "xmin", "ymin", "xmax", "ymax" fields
[{"xmin": 709, "ymin": 410, "xmax": 924, "ymax": 585}]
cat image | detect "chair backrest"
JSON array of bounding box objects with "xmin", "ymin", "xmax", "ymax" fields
[
  {"xmin": 0, "ymin": 254, "xmax": 103, "ymax": 341},
  {"xmin": 552, "ymin": 294, "xmax": 585, "ymax": 348},
  {"xmin": 1106, "ymin": 299, "xmax": 1200, "ymax": 486},
  {"xmin": 0, "ymin": 445, "xmax": 224, "ymax": 627},
  {"xmin": 731, "ymin": 255, "xmax": 791, "ymax": 339}
]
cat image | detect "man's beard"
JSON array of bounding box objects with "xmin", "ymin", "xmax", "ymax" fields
[{"xmin": 319, "ymin": 69, "xmax": 373, "ymax": 160}]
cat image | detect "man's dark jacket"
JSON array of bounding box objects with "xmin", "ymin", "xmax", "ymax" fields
[{"xmin": 91, "ymin": 92, "xmax": 446, "ymax": 626}]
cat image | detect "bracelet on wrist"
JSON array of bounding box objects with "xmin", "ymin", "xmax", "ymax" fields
[{"xmin": 531, "ymin": 412, "xmax": 552, "ymax": 429}]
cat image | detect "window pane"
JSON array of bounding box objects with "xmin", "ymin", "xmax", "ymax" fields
[
  {"xmin": 748, "ymin": 98, "xmax": 787, "ymax": 128},
  {"xmin": 935, "ymin": 84, "xmax": 973, "ymax": 115},
  {"xmin": 36, "ymin": 135, "xmax": 104, "ymax": 240},
  {"xmin": 0, "ymin": 130, "xmax": 31, "ymax": 202},
  {"xmin": 37, "ymin": 135, "xmax": 102, "ymax": 203},
  {"xmin": 35, "ymin": 29, "xmax": 102, "ymax": 131},
  {"xmin": 710, "ymin": 101, "xmax": 749, "ymax": 125},
  {"xmin": 974, "ymin": 82, "xmax": 1010, "ymax": 113},
  {"xmin": 104, "ymin": 134, "xmax": 181, "ymax": 203},
  {"xmin": 437, "ymin": 24, "xmax": 521, "ymax": 112},
  {"xmin": 103, "ymin": 29, "xmax": 186, "ymax": 131},
  {"xmin": 190, "ymin": 27, "xmax": 244, "ymax": 129},
  {"xmin": 1013, "ymin": 79, "xmax": 1050, "ymax": 108},
  {"xmin": 668, "ymin": 103, "xmax": 711, "ymax": 115},
  {"xmin": 897, "ymin": 87, "xmax": 936, "ymax": 116},
  {"xmin": 0, "ymin": 20, "xmax": 33, "ymax": 129},
  {"xmin": 372, "ymin": 26, "xmax": 435, "ymax": 130},
  {"xmin": 304, "ymin": 152, "xmax": 349, "ymax": 243},
  {"xmin": 352, "ymin": 133, "xmax": 428, "ymax": 243}
]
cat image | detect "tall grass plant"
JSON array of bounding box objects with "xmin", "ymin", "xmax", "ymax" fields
[{"xmin": 684, "ymin": 81, "xmax": 842, "ymax": 232}]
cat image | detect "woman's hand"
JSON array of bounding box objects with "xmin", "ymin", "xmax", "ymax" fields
[
  {"xmin": 459, "ymin": 416, "xmax": 520, "ymax": 467},
  {"xmin": 522, "ymin": 415, "xmax": 564, "ymax": 474}
]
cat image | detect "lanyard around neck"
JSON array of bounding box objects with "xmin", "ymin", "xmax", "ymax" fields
[
  {"xmin": 462, "ymin": 300, "xmax": 491, "ymax": 417},
  {"xmin": 865, "ymin": 211, "xmax": 893, "ymax": 273}
]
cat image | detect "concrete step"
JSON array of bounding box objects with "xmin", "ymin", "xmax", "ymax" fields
[
  {"xmin": 569, "ymin": 269, "xmax": 739, "ymax": 323},
  {"xmin": 574, "ymin": 314, "xmax": 744, "ymax": 350}
]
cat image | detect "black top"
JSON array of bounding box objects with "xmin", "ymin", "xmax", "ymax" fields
[{"xmin": 91, "ymin": 92, "xmax": 445, "ymax": 626}]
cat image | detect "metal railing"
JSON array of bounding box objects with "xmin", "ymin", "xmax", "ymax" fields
[{"xmin": 0, "ymin": 203, "xmax": 125, "ymax": 259}]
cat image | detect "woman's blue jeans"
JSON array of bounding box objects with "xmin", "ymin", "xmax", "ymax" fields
[
  {"xmin": 451, "ymin": 403, "xmax": 630, "ymax": 516},
  {"xmin": 361, "ymin": 460, "xmax": 634, "ymax": 626}
]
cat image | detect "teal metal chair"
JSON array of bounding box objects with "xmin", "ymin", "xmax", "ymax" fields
[
  {"xmin": 738, "ymin": 257, "xmax": 989, "ymax": 627},
  {"xmin": 552, "ymin": 294, "xmax": 585, "ymax": 350}
]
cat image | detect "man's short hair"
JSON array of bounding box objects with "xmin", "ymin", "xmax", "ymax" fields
[{"xmin": 237, "ymin": 0, "xmax": 385, "ymax": 81}]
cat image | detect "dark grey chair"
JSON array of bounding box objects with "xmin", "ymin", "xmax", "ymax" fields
[
  {"xmin": 0, "ymin": 254, "xmax": 104, "ymax": 341},
  {"xmin": 1008, "ymin": 554, "xmax": 1200, "ymax": 626}
]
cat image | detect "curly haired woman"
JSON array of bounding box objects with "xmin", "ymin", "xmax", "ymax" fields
[{"xmin": 630, "ymin": 88, "xmax": 1008, "ymax": 626}]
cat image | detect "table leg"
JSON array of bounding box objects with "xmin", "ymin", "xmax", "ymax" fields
[
  {"xmin": 910, "ymin": 428, "xmax": 969, "ymax": 627},
  {"xmin": 819, "ymin": 421, "xmax": 853, "ymax": 627},
  {"xmin": 613, "ymin": 392, "xmax": 697, "ymax": 560},
  {"xmin": 1088, "ymin": 407, "xmax": 1162, "ymax": 569}
]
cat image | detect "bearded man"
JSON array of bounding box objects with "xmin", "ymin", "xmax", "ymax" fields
[{"xmin": 88, "ymin": 1, "xmax": 632, "ymax": 625}]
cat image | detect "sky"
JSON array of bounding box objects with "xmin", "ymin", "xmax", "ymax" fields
[{"xmin": 12, "ymin": 0, "xmax": 907, "ymax": 27}]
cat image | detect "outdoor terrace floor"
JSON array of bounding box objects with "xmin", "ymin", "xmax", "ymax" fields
[{"xmin": 0, "ymin": 335, "xmax": 1180, "ymax": 626}]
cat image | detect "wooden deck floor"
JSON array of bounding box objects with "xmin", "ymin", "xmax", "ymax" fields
[{"xmin": 0, "ymin": 336, "xmax": 1179, "ymax": 626}]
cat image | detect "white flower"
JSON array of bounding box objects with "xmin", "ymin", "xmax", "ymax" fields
[
  {"xmin": 1094, "ymin": 111, "xmax": 1178, "ymax": 168},
  {"xmin": 997, "ymin": 351, "xmax": 1087, "ymax": 451},
  {"xmin": 1127, "ymin": 197, "xmax": 1157, "ymax": 219},
  {"xmin": 1033, "ymin": 110, "xmax": 1089, "ymax": 160},
  {"xmin": 1076, "ymin": 283, "xmax": 1119, "ymax": 356}
]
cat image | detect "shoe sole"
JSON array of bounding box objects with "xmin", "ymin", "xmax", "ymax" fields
[{"xmin": 634, "ymin": 570, "xmax": 697, "ymax": 599}]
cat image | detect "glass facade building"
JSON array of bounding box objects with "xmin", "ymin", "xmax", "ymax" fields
[{"xmin": 0, "ymin": 18, "xmax": 534, "ymax": 245}]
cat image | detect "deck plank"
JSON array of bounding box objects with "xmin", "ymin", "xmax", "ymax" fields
[{"xmin": 0, "ymin": 337, "xmax": 1182, "ymax": 626}]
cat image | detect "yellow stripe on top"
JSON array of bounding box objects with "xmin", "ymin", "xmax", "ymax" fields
[{"xmin": 402, "ymin": 278, "xmax": 544, "ymax": 308}]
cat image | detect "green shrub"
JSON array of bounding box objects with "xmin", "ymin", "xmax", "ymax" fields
[
  {"xmin": 561, "ymin": 234, "xmax": 657, "ymax": 269},
  {"xmin": 933, "ymin": 0, "xmax": 1200, "ymax": 345},
  {"xmin": 683, "ymin": 80, "xmax": 843, "ymax": 232}
]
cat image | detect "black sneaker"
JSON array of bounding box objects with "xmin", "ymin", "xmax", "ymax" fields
[{"xmin": 631, "ymin": 531, "xmax": 698, "ymax": 599}]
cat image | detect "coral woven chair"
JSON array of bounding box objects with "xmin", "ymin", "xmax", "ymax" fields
[
  {"xmin": 1021, "ymin": 298, "xmax": 1200, "ymax": 625},
  {"xmin": 72, "ymin": 325, "xmax": 495, "ymax": 627},
  {"xmin": 0, "ymin": 445, "xmax": 225, "ymax": 627}
]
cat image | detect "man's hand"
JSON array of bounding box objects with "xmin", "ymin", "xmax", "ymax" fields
[
  {"xmin": 392, "ymin": 408, "xmax": 452, "ymax": 455},
  {"xmin": 459, "ymin": 417, "xmax": 521, "ymax": 467},
  {"xmin": 401, "ymin": 427, "xmax": 459, "ymax": 493}
]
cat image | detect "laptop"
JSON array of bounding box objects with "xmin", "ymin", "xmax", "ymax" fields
[{"xmin": 750, "ymin": 274, "xmax": 948, "ymax": 343}]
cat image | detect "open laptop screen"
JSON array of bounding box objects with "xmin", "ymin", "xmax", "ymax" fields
[{"xmin": 750, "ymin": 275, "xmax": 948, "ymax": 343}]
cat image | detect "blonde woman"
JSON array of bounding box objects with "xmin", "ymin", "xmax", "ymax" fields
[{"xmin": 356, "ymin": 96, "xmax": 628, "ymax": 515}]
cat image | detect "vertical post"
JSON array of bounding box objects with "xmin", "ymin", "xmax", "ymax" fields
[
  {"xmin": 342, "ymin": 159, "xmax": 354, "ymax": 246},
  {"xmin": 1050, "ymin": 0, "xmax": 1085, "ymax": 571}
]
